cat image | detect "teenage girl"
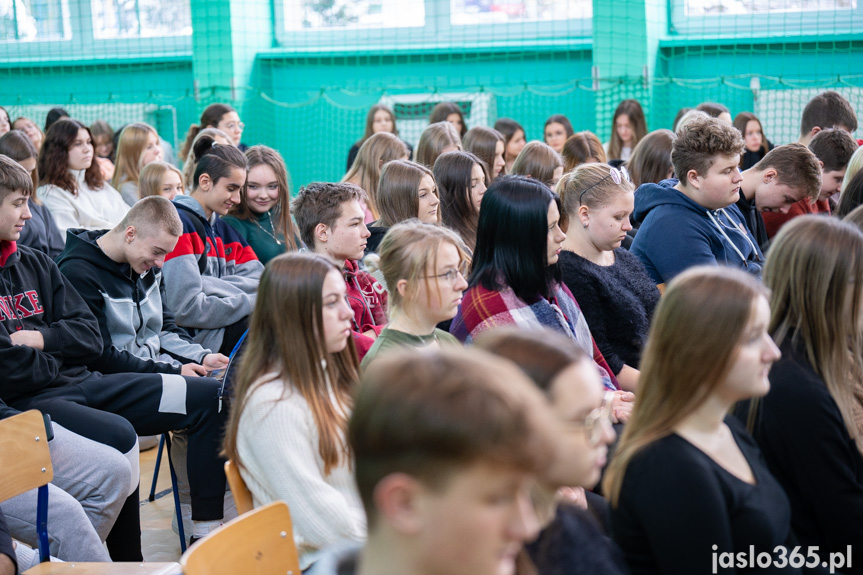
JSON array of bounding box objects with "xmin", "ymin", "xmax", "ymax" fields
[
  {"xmin": 223, "ymin": 145, "xmax": 301, "ymax": 264},
  {"xmin": 112, "ymin": 123, "xmax": 163, "ymax": 205},
  {"xmin": 137, "ymin": 161, "xmax": 185, "ymax": 201},
  {"xmin": 36, "ymin": 118, "xmax": 129, "ymax": 237}
]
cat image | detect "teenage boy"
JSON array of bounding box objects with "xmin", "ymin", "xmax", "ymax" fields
[
  {"xmin": 292, "ymin": 182, "xmax": 387, "ymax": 358},
  {"xmin": 0, "ymin": 397, "xmax": 130, "ymax": 564},
  {"xmin": 56, "ymin": 196, "xmax": 229, "ymax": 377},
  {"xmin": 797, "ymin": 90, "xmax": 858, "ymax": 147},
  {"xmin": 734, "ymin": 143, "xmax": 822, "ymax": 250},
  {"xmin": 631, "ymin": 116, "xmax": 762, "ymax": 285},
  {"xmin": 0, "ymin": 156, "xmax": 227, "ymax": 557},
  {"xmin": 309, "ymin": 346, "xmax": 558, "ymax": 575},
  {"xmin": 56, "ymin": 195, "xmax": 231, "ymax": 541},
  {"xmin": 763, "ymin": 128, "xmax": 859, "ymax": 237}
]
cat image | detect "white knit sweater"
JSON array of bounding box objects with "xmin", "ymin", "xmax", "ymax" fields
[
  {"xmin": 37, "ymin": 170, "xmax": 130, "ymax": 240},
  {"xmin": 236, "ymin": 373, "xmax": 366, "ymax": 570}
]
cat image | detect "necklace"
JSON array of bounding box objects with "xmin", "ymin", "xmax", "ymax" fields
[{"xmin": 252, "ymin": 213, "xmax": 282, "ymax": 246}]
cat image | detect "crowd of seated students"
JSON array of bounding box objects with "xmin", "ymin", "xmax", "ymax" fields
[{"xmin": 1, "ymin": 90, "xmax": 862, "ymax": 575}]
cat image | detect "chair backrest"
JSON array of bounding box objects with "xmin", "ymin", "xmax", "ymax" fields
[
  {"xmin": 0, "ymin": 410, "xmax": 54, "ymax": 503},
  {"xmin": 224, "ymin": 459, "xmax": 254, "ymax": 516},
  {"xmin": 180, "ymin": 501, "xmax": 302, "ymax": 575}
]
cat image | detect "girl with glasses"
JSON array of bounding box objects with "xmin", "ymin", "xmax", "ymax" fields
[
  {"xmin": 604, "ymin": 266, "xmax": 800, "ymax": 574},
  {"xmin": 558, "ymin": 163, "xmax": 660, "ymax": 392},
  {"xmin": 360, "ymin": 220, "xmax": 467, "ymax": 369},
  {"xmin": 478, "ymin": 327, "xmax": 627, "ymax": 575},
  {"xmin": 180, "ymin": 103, "xmax": 246, "ymax": 163}
]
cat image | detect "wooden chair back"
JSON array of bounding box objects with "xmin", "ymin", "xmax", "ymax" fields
[
  {"xmin": 0, "ymin": 410, "xmax": 53, "ymax": 503},
  {"xmin": 180, "ymin": 501, "xmax": 301, "ymax": 575},
  {"xmin": 224, "ymin": 460, "xmax": 254, "ymax": 515}
]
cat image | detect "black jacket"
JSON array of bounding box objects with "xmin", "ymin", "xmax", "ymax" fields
[
  {"xmin": 0, "ymin": 241, "xmax": 102, "ymax": 404},
  {"xmin": 735, "ymin": 193, "xmax": 770, "ymax": 253},
  {"xmin": 56, "ymin": 229, "xmax": 208, "ymax": 376}
]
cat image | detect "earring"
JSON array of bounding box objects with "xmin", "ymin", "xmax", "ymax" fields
[{"xmin": 582, "ymin": 222, "xmax": 589, "ymax": 229}]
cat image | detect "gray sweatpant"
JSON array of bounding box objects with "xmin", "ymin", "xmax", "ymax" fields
[{"xmin": 0, "ymin": 423, "xmax": 131, "ymax": 561}]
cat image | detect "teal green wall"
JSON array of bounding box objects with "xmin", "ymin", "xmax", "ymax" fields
[
  {"xmin": 2, "ymin": 0, "xmax": 862, "ymax": 192},
  {"xmin": 253, "ymin": 48, "xmax": 594, "ymax": 187}
]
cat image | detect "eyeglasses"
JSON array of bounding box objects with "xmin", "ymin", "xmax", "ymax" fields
[
  {"xmin": 578, "ymin": 166, "xmax": 631, "ymax": 205},
  {"xmin": 224, "ymin": 122, "xmax": 245, "ymax": 131},
  {"xmin": 422, "ymin": 261, "xmax": 469, "ymax": 285},
  {"xmin": 566, "ymin": 391, "xmax": 614, "ymax": 446}
]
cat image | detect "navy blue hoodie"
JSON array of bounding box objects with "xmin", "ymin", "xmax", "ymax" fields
[{"xmin": 630, "ymin": 179, "xmax": 764, "ymax": 284}]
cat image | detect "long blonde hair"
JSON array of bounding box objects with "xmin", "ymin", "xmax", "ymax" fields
[
  {"xmin": 761, "ymin": 216, "xmax": 863, "ymax": 455},
  {"xmin": 138, "ymin": 161, "xmax": 184, "ymax": 199},
  {"xmin": 222, "ymin": 253, "xmax": 360, "ymax": 475},
  {"xmin": 603, "ymin": 266, "xmax": 768, "ymax": 505},
  {"xmin": 341, "ymin": 132, "xmax": 408, "ymax": 220},
  {"xmin": 111, "ymin": 122, "xmax": 159, "ymax": 189}
]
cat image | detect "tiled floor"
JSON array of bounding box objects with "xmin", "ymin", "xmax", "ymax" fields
[{"xmin": 139, "ymin": 443, "xmax": 183, "ymax": 563}]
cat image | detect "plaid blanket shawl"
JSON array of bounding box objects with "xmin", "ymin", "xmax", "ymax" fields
[{"xmin": 450, "ymin": 281, "xmax": 620, "ymax": 390}]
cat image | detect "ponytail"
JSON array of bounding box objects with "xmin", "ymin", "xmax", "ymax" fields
[{"xmin": 191, "ymin": 135, "xmax": 248, "ymax": 190}]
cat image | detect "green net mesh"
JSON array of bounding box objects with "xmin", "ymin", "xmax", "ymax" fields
[{"xmin": 2, "ymin": 0, "xmax": 861, "ymax": 189}]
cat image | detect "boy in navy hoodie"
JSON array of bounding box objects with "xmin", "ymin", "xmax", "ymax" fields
[
  {"xmin": 0, "ymin": 156, "xmax": 227, "ymax": 558},
  {"xmin": 631, "ymin": 116, "xmax": 763, "ymax": 285}
]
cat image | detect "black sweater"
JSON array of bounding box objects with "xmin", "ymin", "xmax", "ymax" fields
[
  {"xmin": 558, "ymin": 249, "xmax": 659, "ymax": 375},
  {"xmin": 741, "ymin": 339, "xmax": 863, "ymax": 573},
  {"xmin": 611, "ymin": 416, "xmax": 800, "ymax": 574},
  {"xmin": 0, "ymin": 241, "xmax": 102, "ymax": 404},
  {"xmin": 527, "ymin": 503, "xmax": 628, "ymax": 575}
]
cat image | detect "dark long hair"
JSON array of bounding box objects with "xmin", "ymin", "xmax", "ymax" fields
[
  {"xmin": 191, "ymin": 135, "xmax": 248, "ymax": 190},
  {"xmin": 429, "ymin": 101, "xmax": 467, "ymax": 137},
  {"xmin": 180, "ymin": 103, "xmax": 236, "ymax": 162},
  {"xmin": 355, "ymin": 104, "xmax": 399, "ymax": 148},
  {"xmin": 471, "ymin": 175, "xmax": 560, "ymax": 301},
  {"xmin": 434, "ymin": 150, "xmax": 487, "ymax": 252},
  {"xmin": 38, "ymin": 118, "xmax": 104, "ymax": 195}
]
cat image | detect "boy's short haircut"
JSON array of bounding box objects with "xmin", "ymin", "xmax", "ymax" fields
[
  {"xmin": 808, "ymin": 128, "xmax": 859, "ymax": 173},
  {"xmin": 0, "ymin": 154, "xmax": 34, "ymax": 201},
  {"xmin": 671, "ymin": 116, "xmax": 745, "ymax": 181},
  {"xmin": 800, "ymin": 91, "xmax": 858, "ymax": 136},
  {"xmin": 291, "ymin": 182, "xmax": 366, "ymax": 248},
  {"xmin": 351, "ymin": 347, "xmax": 555, "ymax": 526},
  {"xmin": 752, "ymin": 143, "xmax": 822, "ymax": 202},
  {"xmin": 116, "ymin": 195, "xmax": 182, "ymax": 237}
]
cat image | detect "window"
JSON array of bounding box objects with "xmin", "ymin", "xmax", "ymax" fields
[
  {"xmin": 684, "ymin": 0, "xmax": 855, "ymax": 16},
  {"xmin": 91, "ymin": 0, "xmax": 191, "ymax": 39},
  {"xmin": 450, "ymin": 0, "xmax": 591, "ymax": 25},
  {"xmin": 671, "ymin": 0, "xmax": 861, "ymax": 35},
  {"xmin": 0, "ymin": 0, "xmax": 70, "ymax": 41},
  {"xmin": 282, "ymin": 0, "xmax": 425, "ymax": 31}
]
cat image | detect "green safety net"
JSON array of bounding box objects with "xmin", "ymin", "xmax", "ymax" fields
[{"xmin": 1, "ymin": 0, "xmax": 861, "ymax": 189}]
